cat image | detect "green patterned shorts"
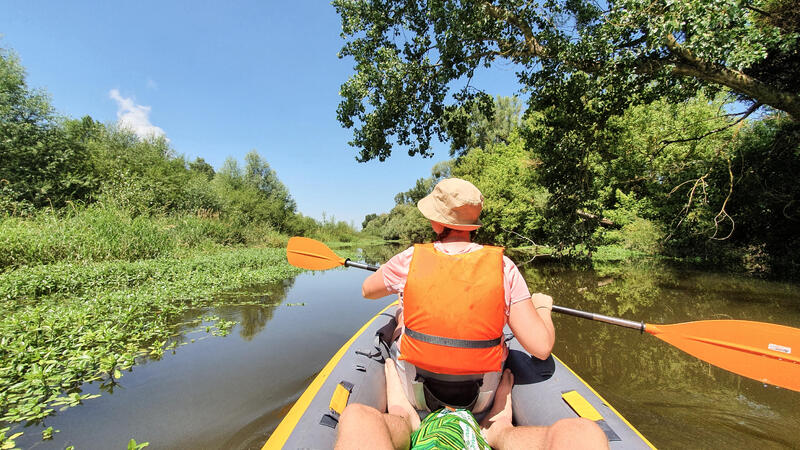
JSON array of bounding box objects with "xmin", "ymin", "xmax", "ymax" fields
[{"xmin": 410, "ymin": 408, "xmax": 491, "ymax": 450}]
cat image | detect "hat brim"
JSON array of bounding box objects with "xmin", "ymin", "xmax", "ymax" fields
[{"xmin": 417, "ymin": 196, "xmax": 482, "ymax": 231}]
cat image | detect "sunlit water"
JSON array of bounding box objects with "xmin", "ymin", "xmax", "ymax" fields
[{"xmin": 10, "ymin": 246, "xmax": 800, "ymax": 449}]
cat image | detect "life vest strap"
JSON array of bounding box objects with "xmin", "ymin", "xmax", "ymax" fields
[{"xmin": 405, "ymin": 327, "xmax": 502, "ymax": 349}]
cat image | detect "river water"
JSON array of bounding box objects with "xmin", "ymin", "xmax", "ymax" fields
[{"xmin": 11, "ymin": 246, "xmax": 800, "ymax": 449}]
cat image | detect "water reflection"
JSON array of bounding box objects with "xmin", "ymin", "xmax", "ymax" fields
[
  {"xmin": 214, "ymin": 277, "xmax": 297, "ymax": 340},
  {"xmin": 513, "ymin": 257, "xmax": 800, "ymax": 448},
  {"xmin": 357, "ymin": 243, "xmax": 407, "ymax": 265}
]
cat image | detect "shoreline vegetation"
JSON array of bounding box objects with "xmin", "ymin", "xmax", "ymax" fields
[{"xmin": 0, "ymin": 206, "xmax": 377, "ymax": 446}]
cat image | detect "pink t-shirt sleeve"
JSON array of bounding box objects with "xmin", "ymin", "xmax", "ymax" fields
[
  {"xmin": 503, "ymin": 255, "xmax": 532, "ymax": 311},
  {"xmin": 381, "ymin": 246, "xmax": 415, "ymax": 293}
]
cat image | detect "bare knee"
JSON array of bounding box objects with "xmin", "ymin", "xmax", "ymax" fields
[
  {"xmin": 546, "ymin": 418, "xmax": 608, "ymax": 449},
  {"xmin": 336, "ymin": 403, "xmax": 410, "ymax": 450},
  {"xmin": 336, "ymin": 404, "xmax": 386, "ymax": 449},
  {"xmin": 340, "ymin": 403, "xmax": 379, "ymax": 425}
]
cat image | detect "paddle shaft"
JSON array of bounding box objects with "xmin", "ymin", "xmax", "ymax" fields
[
  {"xmin": 345, "ymin": 259, "xmax": 379, "ymax": 271},
  {"xmin": 552, "ymin": 305, "xmax": 646, "ymax": 332}
]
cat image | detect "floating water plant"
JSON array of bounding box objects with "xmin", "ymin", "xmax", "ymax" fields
[{"xmin": 0, "ymin": 247, "xmax": 302, "ymax": 432}]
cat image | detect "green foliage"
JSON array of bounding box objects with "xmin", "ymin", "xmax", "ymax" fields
[
  {"xmin": 188, "ymin": 157, "xmax": 215, "ymax": 180},
  {"xmin": 602, "ymin": 191, "xmax": 664, "ymax": 254},
  {"xmin": 0, "ymin": 247, "xmax": 302, "ymax": 425},
  {"xmin": 308, "ymin": 213, "xmax": 358, "ymax": 243},
  {"xmin": 209, "ymin": 152, "xmax": 298, "ymax": 233},
  {"xmin": 616, "ymin": 219, "xmax": 664, "ymax": 255},
  {"xmin": 89, "ymin": 126, "xmax": 201, "ymax": 216},
  {"xmin": 447, "ymin": 96, "xmax": 523, "ymax": 157},
  {"xmin": 0, "ymin": 427, "xmax": 23, "ymax": 449},
  {"xmin": 720, "ymin": 116, "xmax": 800, "ymax": 276},
  {"xmin": 0, "ymin": 51, "xmax": 96, "ymax": 210},
  {"xmin": 362, "ymin": 204, "xmax": 432, "ymax": 242},
  {"xmin": 0, "ymin": 206, "xmax": 172, "ymax": 269},
  {"xmin": 127, "ymin": 438, "xmax": 149, "ymax": 449},
  {"xmin": 361, "ymin": 213, "xmax": 378, "ymax": 229},
  {"xmin": 0, "ymin": 206, "xmax": 257, "ymax": 270},
  {"xmin": 334, "ymin": 0, "xmax": 800, "ymax": 163}
]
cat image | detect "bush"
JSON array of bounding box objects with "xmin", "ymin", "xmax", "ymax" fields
[
  {"xmin": 0, "ymin": 205, "xmax": 300, "ymax": 270},
  {"xmin": 619, "ymin": 218, "xmax": 663, "ymax": 254},
  {"xmin": 0, "ymin": 206, "xmax": 175, "ymax": 269}
]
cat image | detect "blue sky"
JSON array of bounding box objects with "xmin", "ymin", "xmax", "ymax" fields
[{"xmin": 1, "ymin": 1, "xmax": 521, "ymax": 227}]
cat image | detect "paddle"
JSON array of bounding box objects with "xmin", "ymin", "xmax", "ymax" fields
[{"xmin": 286, "ymin": 237, "xmax": 800, "ymax": 392}]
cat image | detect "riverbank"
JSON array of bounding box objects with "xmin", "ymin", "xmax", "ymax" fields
[{"xmin": 0, "ymin": 245, "xmax": 305, "ymax": 446}]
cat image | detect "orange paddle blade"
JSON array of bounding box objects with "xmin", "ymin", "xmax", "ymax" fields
[
  {"xmin": 646, "ymin": 320, "xmax": 800, "ymax": 391},
  {"xmin": 286, "ymin": 237, "xmax": 347, "ymax": 271}
]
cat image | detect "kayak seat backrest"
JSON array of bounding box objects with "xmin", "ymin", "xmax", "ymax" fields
[{"xmin": 422, "ymin": 376, "xmax": 481, "ymax": 410}]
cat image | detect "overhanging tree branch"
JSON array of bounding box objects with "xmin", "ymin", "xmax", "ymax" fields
[
  {"xmin": 663, "ymin": 34, "xmax": 800, "ymax": 120},
  {"xmin": 480, "ymin": 1, "xmax": 548, "ymax": 57},
  {"xmin": 659, "ymin": 102, "xmax": 761, "ymax": 147},
  {"xmin": 475, "ymin": 10, "xmax": 799, "ymax": 120}
]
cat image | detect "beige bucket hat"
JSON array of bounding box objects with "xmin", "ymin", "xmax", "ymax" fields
[{"xmin": 417, "ymin": 178, "xmax": 483, "ymax": 231}]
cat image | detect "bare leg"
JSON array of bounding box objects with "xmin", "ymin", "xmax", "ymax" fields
[
  {"xmin": 385, "ymin": 359, "xmax": 421, "ymax": 430},
  {"xmin": 482, "ymin": 369, "xmax": 609, "ymax": 450},
  {"xmin": 335, "ymin": 360, "xmax": 421, "ymax": 450},
  {"xmin": 481, "ymin": 368, "xmax": 520, "ymax": 447},
  {"xmin": 542, "ymin": 418, "xmax": 609, "ymax": 449},
  {"xmin": 335, "ymin": 403, "xmax": 411, "ymax": 450}
]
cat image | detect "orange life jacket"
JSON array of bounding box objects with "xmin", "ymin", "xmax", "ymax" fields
[{"xmin": 399, "ymin": 243, "xmax": 506, "ymax": 375}]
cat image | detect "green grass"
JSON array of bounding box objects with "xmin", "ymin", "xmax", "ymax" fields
[
  {"xmin": 0, "ymin": 247, "xmax": 302, "ymax": 431},
  {"xmin": 0, "ymin": 206, "xmax": 292, "ymax": 271}
]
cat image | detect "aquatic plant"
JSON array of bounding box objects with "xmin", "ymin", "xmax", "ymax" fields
[{"xmin": 0, "ymin": 247, "xmax": 302, "ymax": 430}]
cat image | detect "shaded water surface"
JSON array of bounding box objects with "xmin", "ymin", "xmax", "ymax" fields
[{"xmin": 12, "ymin": 246, "xmax": 800, "ymax": 449}]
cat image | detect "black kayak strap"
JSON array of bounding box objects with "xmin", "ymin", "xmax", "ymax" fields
[{"xmin": 405, "ymin": 327, "xmax": 502, "ymax": 349}]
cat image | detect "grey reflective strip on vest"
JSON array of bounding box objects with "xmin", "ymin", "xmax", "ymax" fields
[{"xmin": 404, "ymin": 328, "xmax": 502, "ymax": 349}]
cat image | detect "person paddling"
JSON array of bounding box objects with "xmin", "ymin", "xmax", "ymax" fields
[{"xmin": 361, "ymin": 178, "xmax": 555, "ymax": 413}]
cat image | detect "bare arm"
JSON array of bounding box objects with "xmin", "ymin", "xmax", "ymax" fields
[
  {"xmin": 508, "ymin": 294, "xmax": 555, "ymax": 360},
  {"xmin": 362, "ymin": 267, "xmax": 394, "ymax": 299}
]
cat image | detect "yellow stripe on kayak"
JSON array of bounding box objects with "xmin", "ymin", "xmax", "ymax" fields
[
  {"xmin": 329, "ymin": 382, "xmax": 352, "ymax": 416},
  {"xmin": 553, "ymin": 354, "xmax": 656, "ymax": 449},
  {"xmin": 263, "ymin": 301, "xmax": 398, "ymax": 449},
  {"xmin": 562, "ymin": 390, "xmax": 604, "ymax": 421}
]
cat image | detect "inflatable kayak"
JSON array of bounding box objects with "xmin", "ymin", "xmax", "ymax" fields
[{"xmin": 264, "ymin": 303, "xmax": 655, "ymax": 449}]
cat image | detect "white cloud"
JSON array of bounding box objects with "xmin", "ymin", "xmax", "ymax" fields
[{"xmin": 109, "ymin": 89, "xmax": 167, "ymax": 140}]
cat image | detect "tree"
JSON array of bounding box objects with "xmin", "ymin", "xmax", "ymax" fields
[
  {"xmin": 334, "ymin": 0, "xmax": 799, "ymax": 162},
  {"xmin": 189, "ymin": 157, "xmax": 215, "ymax": 180},
  {"xmin": 394, "ymin": 177, "xmax": 434, "ymax": 205},
  {"xmin": 362, "ymin": 213, "xmax": 378, "ymax": 229},
  {"xmin": 243, "ymin": 150, "xmax": 297, "ymax": 218},
  {"xmin": 1, "ymin": 51, "xmax": 96, "ymax": 210},
  {"xmin": 211, "ymin": 151, "xmax": 298, "ymax": 232},
  {"xmin": 448, "ymin": 95, "xmax": 522, "ymax": 157},
  {"xmin": 393, "ymin": 159, "xmax": 454, "ymax": 206}
]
